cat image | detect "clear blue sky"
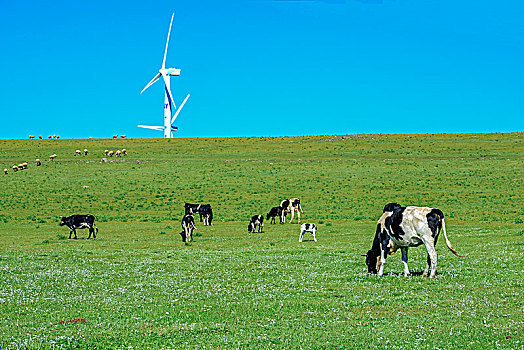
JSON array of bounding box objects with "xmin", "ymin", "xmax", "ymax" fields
[{"xmin": 0, "ymin": 0, "xmax": 522, "ymax": 139}]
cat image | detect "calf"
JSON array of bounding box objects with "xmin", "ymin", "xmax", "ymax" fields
[
  {"xmin": 363, "ymin": 203, "xmax": 462, "ymax": 278},
  {"xmin": 248, "ymin": 215, "xmax": 264, "ymax": 233},
  {"xmin": 266, "ymin": 206, "xmax": 283, "ymax": 224},
  {"xmin": 180, "ymin": 214, "xmax": 196, "ymax": 243},
  {"xmin": 299, "ymin": 223, "xmax": 317, "ymax": 242},
  {"xmin": 59, "ymin": 214, "xmax": 98, "ymax": 239},
  {"xmin": 281, "ymin": 198, "xmax": 303, "ymax": 224}
]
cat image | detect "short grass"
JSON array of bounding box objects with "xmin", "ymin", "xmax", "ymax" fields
[{"xmin": 0, "ymin": 133, "xmax": 522, "ymax": 349}]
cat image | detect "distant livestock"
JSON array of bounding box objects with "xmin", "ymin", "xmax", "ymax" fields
[
  {"xmin": 84, "ymin": 149, "xmax": 88, "ymax": 155},
  {"xmin": 113, "ymin": 135, "xmax": 118, "ymax": 139},
  {"xmin": 29, "ymin": 135, "xmax": 35, "ymax": 139},
  {"xmin": 120, "ymin": 135, "xmax": 126, "ymax": 139},
  {"xmin": 22, "ymin": 162, "xmax": 28, "ymax": 169},
  {"xmin": 363, "ymin": 203, "xmax": 463, "ymax": 278},
  {"xmin": 267, "ymin": 206, "xmax": 284, "ymax": 224},
  {"xmin": 184, "ymin": 203, "xmax": 213, "ymax": 225},
  {"xmin": 48, "ymin": 135, "xmax": 52, "ymax": 139},
  {"xmin": 49, "ymin": 154, "xmax": 57, "ymax": 160},
  {"xmin": 3, "ymin": 169, "xmax": 7, "ymax": 174},
  {"xmin": 104, "ymin": 150, "xmax": 109, "ymax": 156},
  {"xmin": 38, "ymin": 135, "xmax": 42, "ymax": 139},
  {"xmin": 115, "ymin": 150, "xmax": 121, "ymax": 157},
  {"xmin": 36, "ymin": 159, "xmax": 41, "ymax": 166},
  {"xmin": 12, "ymin": 165, "xmax": 18, "ymax": 172},
  {"xmin": 122, "ymin": 149, "xmax": 127, "ymax": 156},
  {"xmin": 248, "ymin": 215, "xmax": 264, "ymax": 233},
  {"xmin": 59, "ymin": 214, "xmax": 98, "ymax": 239},
  {"xmin": 17, "ymin": 164, "xmax": 24, "ymax": 170},
  {"xmin": 299, "ymin": 223, "xmax": 317, "ymax": 242},
  {"xmin": 56, "ymin": 135, "xmax": 60, "ymax": 139},
  {"xmin": 75, "ymin": 150, "xmax": 81, "ymax": 156},
  {"xmin": 180, "ymin": 214, "xmax": 196, "ymax": 243},
  {"xmin": 281, "ymin": 198, "xmax": 303, "ymax": 224},
  {"xmin": 108, "ymin": 151, "xmax": 114, "ymax": 157}
]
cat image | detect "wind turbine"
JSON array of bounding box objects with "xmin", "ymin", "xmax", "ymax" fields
[{"xmin": 138, "ymin": 13, "xmax": 190, "ymax": 138}]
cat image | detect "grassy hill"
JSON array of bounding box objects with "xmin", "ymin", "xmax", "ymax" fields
[{"xmin": 0, "ymin": 133, "xmax": 522, "ymax": 349}]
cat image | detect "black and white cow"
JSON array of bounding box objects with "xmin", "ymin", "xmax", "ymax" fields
[
  {"xmin": 180, "ymin": 214, "xmax": 197, "ymax": 243},
  {"xmin": 363, "ymin": 203, "xmax": 462, "ymax": 278},
  {"xmin": 248, "ymin": 215, "xmax": 264, "ymax": 233},
  {"xmin": 59, "ymin": 214, "xmax": 98, "ymax": 239},
  {"xmin": 281, "ymin": 198, "xmax": 303, "ymax": 224},
  {"xmin": 200, "ymin": 204, "xmax": 213, "ymax": 226},
  {"xmin": 299, "ymin": 223, "xmax": 317, "ymax": 242},
  {"xmin": 184, "ymin": 203, "xmax": 213, "ymax": 225},
  {"xmin": 266, "ymin": 206, "xmax": 284, "ymax": 224}
]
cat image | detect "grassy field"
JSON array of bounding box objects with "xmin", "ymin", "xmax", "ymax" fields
[{"xmin": 0, "ymin": 133, "xmax": 522, "ymax": 349}]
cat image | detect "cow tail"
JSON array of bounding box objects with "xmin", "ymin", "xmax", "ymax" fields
[{"xmin": 441, "ymin": 218, "xmax": 463, "ymax": 257}]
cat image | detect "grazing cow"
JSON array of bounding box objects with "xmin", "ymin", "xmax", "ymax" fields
[
  {"xmin": 248, "ymin": 215, "xmax": 264, "ymax": 233},
  {"xmin": 113, "ymin": 135, "xmax": 118, "ymax": 139},
  {"xmin": 36, "ymin": 159, "xmax": 41, "ymax": 166},
  {"xmin": 56, "ymin": 135, "xmax": 60, "ymax": 139},
  {"xmin": 29, "ymin": 135, "xmax": 34, "ymax": 139},
  {"xmin": 115, "ymin": 150, "xmax": 121, "ymax": 157},
  {"xmin": 17, "ymin": 164, "xmax": 24, "ymax": 170},
  {"xmin": 22, "ymin": 162, "xmax": 28, "ymax": 169},
  {"xmin": 104, "ymin": 150, "xmax": 109, "ymax": 156},
  {"xmin": 59, "ymin": 214, "xmax": 99, "ymax": 239},
  {"xmin": 200, "ymin": 204, "xmax": 213, "ymax": 226},
  {"xmin": 281, "ymin": 198, "xmax": 304, "ymax": 224},
  {"xmin": 108, "ymin": 151, "xmax": 114, "ymax": 157},
  {"xmin": 3, "ymin": 168, "xmax": 7, "ymax": 174},
  {"xmin": 299, "ymin": 223, "xmax": 317, "ymax": 242},
  {"xmin": 121, "ymin": 135, "xmax": 126, "ymax": 139},
  {"xmin": 122, "ymin": 149, "xmax": 127, "ymax": 156},
  {"xmin": 363, "ymin": 203, "xmax": 463, "ymax": 278},
  {"xmin": 49, "ymin": 154, "xmax": 57, "ymax": 160},
  {"xmin": 48, "ymin": 135, "xmax": 52, "ymax": 139},
  {"xmin": 180, "ymin": 214, "xmax": 196, "ymax": 243},
  {"xmin": 266, "ymin": 206, "xmax": 284, "ymax": 224},
  {"xmin": 38, "ymin": 135, "xmax": 42, "ymax": 139},
  {"xmin": 75, "ymin": 150, "xmax": 81, "ymax": 156},
  {"xmin": 12, "ymin": 165, "xmax": 18, "ymax": 172},
  {"xmin": 84, "ymin": 149, "xmax": 88, "ymax": 155}
]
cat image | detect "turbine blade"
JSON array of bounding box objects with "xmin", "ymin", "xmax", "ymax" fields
[
  {"xmin": 162, "ymin": 74, "xmax": 176, "ymax": 110},
  {"xmin": 141, "ymin": 73, "xmax": 162, "ymax": 94},
  {"xmin": 137, "ymin": 125, "xmax": 165, "ymax": 131},
  {"xmin": 171, "ymin": 93, "xmax": 190, "ymax": 124},
  {"xmin": 162, "ymin": 13, "xmax": 175, "ymax": 69}
]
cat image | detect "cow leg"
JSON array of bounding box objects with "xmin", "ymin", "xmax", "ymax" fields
[
  {"xmin": 422, "ymin": 237, "xmax": 438, "ymax": 278},
  {"xmin": 289, "ymin": 210, "xmax": 295, "ymax": 224},
  {"xmin": 297, "ymin": 210, "xmax": 301, "ymax": 224},
  {"xmin": 73, "ymin": 229, "xmax": 77, "ymax": 239},
  {"xmin": 88, "ymin": 228, "xmax": 92, "ymax": 239},
  {"xmin": 312, "ymin": 230, "xmax": 317, "ymax": 242},
  {"xmin": 400, "ymin": 247, "xmax": 410, "ymax": 276},
  {"xmin": 422, "ymin": 255, "xmax": 431, "ymax": 277},
  {"xmin": 299, "ymin": 230, "xmax": 305, "ymax": 242},
  {"xmin": 377, "ymin": 248, "xmax": 387, "ymax": 276},
  {"xmin": 69, "ymin": 230, "xmax": 73, "ymax": 239}
]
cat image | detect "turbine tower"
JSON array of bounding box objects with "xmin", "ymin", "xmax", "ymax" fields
[{"xmin": 138, "ymin": 13, "xmax": 190, "ymax": 138}]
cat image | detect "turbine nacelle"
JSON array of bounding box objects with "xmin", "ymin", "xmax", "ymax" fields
[{"xmin": 161, "ymin": 68, "xmax": 181, "ymax": 76}]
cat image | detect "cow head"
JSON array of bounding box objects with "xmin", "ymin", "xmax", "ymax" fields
[
  {"xmin": 363, "ymin": 250, "xmax": 380, "ymax": 274},
  {"xmin": 59, "ymin": 216, "xmax": 66, "ymax": 226},
  {"xmin": 248, "ymin": 223, "xmax": 254, "ymax": 233}
]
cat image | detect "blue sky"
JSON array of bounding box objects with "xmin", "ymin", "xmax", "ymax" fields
[{"xmin": 0, "ymin": 0, "xmax": 522, "ymax": 139}]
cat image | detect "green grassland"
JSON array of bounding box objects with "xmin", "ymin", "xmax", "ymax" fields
[{"xmin": 0, "ymin": 133, "xmax": 522, "ymax": 349}]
